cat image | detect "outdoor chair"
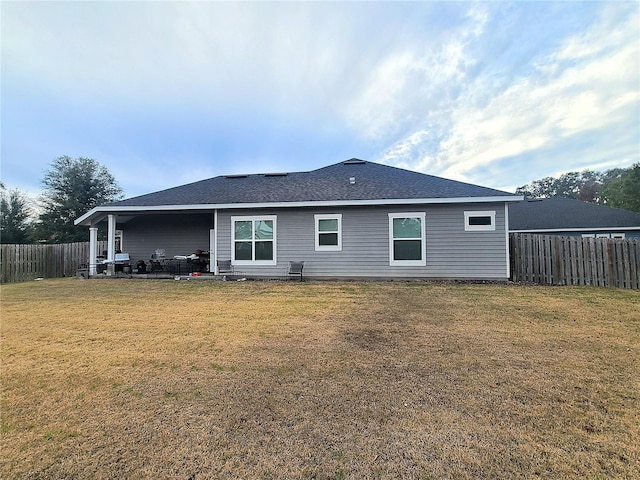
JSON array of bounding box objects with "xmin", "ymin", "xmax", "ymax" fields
[
  {"xmin": 76, "ymin": 263, "xmax": 89, "ymax": 279},
  {"xmin": 150, "ymin": 249, "xmax": 166, "ymax": 273},
  {"xmin": 217, "ymin": 260, "xmax": 234, "ymax": 279},
  {"xmin": 287, "ymin": 261, "xmax": 304, "ymax": 281}
]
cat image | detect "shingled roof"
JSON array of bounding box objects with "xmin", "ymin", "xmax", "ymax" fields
[
  {"xmin": 109, "ymin": 159, "xmax": 515, "ymax": 207},
  {"xmin": 509, "ymin": 197, "xmax": 640, "ymax": 231},
  {"xmin": 76, "ymin": 159, "xmax": 520, "ymax": 225}
]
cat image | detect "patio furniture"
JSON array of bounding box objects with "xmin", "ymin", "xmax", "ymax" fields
[
  {"xmin": 100, "ymin": 253, "xmax": 131, "ymax": 274},
  {"xmin": 150, "ymin": 250, "xmax": 166, "ymax": 273},
  {"xmin": 287, "ymin": 261, "xmax": 304, "ymax": 281},
  {"xmin": 217, "ymin": 260, "xmax": 234, "ymax": 278}
]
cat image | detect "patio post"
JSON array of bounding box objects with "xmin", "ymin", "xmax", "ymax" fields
[
  {"xmin": 89, "ymin": 227, "xmax": 98, "ymax": 276},
  {"xmin": 107, "ymin": 215, "xmax": 116, "ymax": 275},
  {"xmin": 213, "ymin": 209, "xmax": 218, "ymax": 275}
]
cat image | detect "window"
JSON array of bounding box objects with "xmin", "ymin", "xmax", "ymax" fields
[
  {"xmin": 464, "ymin": 211, "xmax": 496, "ymax": 231},
  {"xmin": 315, "ymin": 214, "xmax": 342, "ymax": 251},
  {"xmin": 231, "ymin": 215, "xmax": 277, "ymax": 265},
  {"xmin": 587, "ymin": 233, "xmax": 626, "ymax": 239},
  {"xmin": 389, "ymin": 213, "xmax": 426, "ymax": 266}
]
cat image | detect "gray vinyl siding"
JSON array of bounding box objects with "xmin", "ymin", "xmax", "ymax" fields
[
  {"xmin": 426, "ymin": 206, "xmax": 507, "ymax": 278},
  {"xmin": 119, "ymin": 213, "xmax": 213, "ymax": 263},
  {"xmin": 215, "ymin": 203, "xmax": 509, "ymax": 280}
]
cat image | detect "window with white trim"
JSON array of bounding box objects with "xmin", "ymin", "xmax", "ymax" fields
[
  {"xmin": 315, "ymin": 214, "xmax": 342, "ymax": 251},
  {"xmin": 464, "ymin": 211, "xmax": 496, "ymax": 231},
  {"xmin": 389, "ymin": 213, "xmax": 426, "ymax": 266},
  {"xmin": 231, "ymin": 215, "xmax": 277, "ymax": 265}
]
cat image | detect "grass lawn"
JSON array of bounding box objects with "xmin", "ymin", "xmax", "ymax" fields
[{"xmin": 1, "ymin": 279, "xmax": 639, "ymax": 479}]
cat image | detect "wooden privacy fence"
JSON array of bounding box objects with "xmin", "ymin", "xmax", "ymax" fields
[
  {"xmin": 510, "ymin": 233, "xmax": 640, "ymax": 289},
  {"xmin": 0, "ymin": 241, "xmax": 108, "ymax": 284}
]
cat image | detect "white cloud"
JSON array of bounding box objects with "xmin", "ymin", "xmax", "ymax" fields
[
  {"xmin": 376, "ymin": 3, "xmax": 639, "ymax": 186},
  {"xmin": 345, "ymin": 4, "xmax": 488, "ymax": 140},
  {"xmin": 11, "ymin": 2, "xmax": 433, "ymax": 126}
]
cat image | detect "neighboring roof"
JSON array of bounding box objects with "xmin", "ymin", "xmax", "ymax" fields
[
  {"xmin": 509, "ymin": 197, "xmax": 640, "ymax": 232},
  {"xmin": 76, "ymin": 159, "xmax": 520, "ymax": 225}
]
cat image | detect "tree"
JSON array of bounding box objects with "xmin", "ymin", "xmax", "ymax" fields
[
  {"xmin": 35, "ymin": 156, "xmax": 124, "ymax": 243},
  {"xmin": 0, "ymin": 184, "xmax": 34, "ymax": 243},
  {"xmin": 516, "ymin": 164, "xmax": 640, "ymax": 212},
  {"xmin": 515, "ymin": 176, "xmax": 557, "ymax": 198},
  {"xmin": 516, "ymin": 170, "xmax": 604, "ymax": 201},
  {"xmin": 601, "ymin": 163, "xmax": 640, "ymax": 212}
]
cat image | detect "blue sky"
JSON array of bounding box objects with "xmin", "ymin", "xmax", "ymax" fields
[{"xmin": 2, "ymin": 1, "xmax": 638, "ymax": 200}]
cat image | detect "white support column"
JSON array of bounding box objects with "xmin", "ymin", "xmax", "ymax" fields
[
  {"xmin": 89, "ymin": 227, "xmax": 98, "ymax": 276},
  {"xmin": 209, "ymin": 229, "xmax": 215, "ymax": 273},
  {"xmin": 107, "ymin": 215, "xmax": 117, "ymax": 275},
  {"xmin": 213, "ymin": 210, "xmax": 218, "ymax": 275}
]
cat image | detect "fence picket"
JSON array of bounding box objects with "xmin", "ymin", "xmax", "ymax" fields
[
  {"xmin": 616, "ymin": 242, "xmax": 623, "ymax": 287},
  {"xmin": 621, "ymin": 241, "xmax": 630, "ymax": 289},
  {"xmin": 595, "ymin": 239, "xmax": 604, "ymax": 287},
  {"xmin": 544, "ymin": 236, "xmax": 552, "ymax": 284},
  {"xmin": 630, "ymin": 241, "xmax": 639, "ymax": 289},
  {"xmin": 564, "ymin": 237, "xmax": 572, "ymax": 286}
]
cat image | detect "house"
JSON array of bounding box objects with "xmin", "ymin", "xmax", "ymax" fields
[
  {"xmin": 509, "ymin": 197, "xmax": 640, "ymax": 239},
  {"xmin": 75, "ymin": 159, "xmax": 522, "ymax": 280}
]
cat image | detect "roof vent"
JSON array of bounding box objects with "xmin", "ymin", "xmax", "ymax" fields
[
  {"xmin": 349, "ymin": 177, "xmax": 356, "ymax": 185},
  {"xmin": 343, "ymin": 159, "xmax": 366, "ymax": 165},
  {"xmin": 225, "ymin": 174, "xmax": 248, "ymax": 179},
  {"xmin": 264, "ymin": 173, "xmax": 288, "ymax": 177}
]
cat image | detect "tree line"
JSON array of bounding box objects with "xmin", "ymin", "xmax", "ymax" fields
[
  {"xmin": 1, "ymin": 156, "xmax": 123, "ymax": 244},
  {"xmin": 515, "ymin": 163, "xmax": 639, "ymax": 212}
]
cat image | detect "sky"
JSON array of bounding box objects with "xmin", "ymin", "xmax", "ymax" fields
[{"xmin": 1, "ymin": 1, "xmax": 639, "ymax": 200}]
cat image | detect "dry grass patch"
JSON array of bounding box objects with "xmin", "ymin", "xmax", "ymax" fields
[{"xmin": 1, "ymin": 279, "xmax": 638, "ymax": 479}]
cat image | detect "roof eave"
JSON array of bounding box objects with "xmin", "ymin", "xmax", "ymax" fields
[
  {"xmin": 75, "ymin": 195, "xmax": 524, "ymax": 226},
  {"xmin": 510, "ymin": 226, "xmax": 640, "ymax": 233}
]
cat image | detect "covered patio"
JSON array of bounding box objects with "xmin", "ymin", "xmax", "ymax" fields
[{"xmin": 76, "ymin": 210, "xmax": 219, "ymax": 278}]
